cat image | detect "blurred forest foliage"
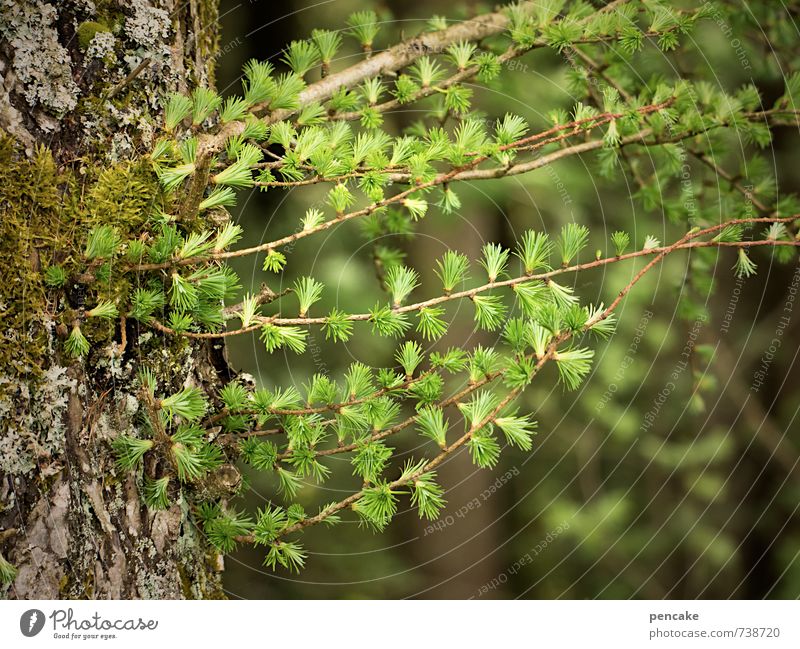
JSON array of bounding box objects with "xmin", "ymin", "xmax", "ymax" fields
[{"xmin": 215, "ymin": 0, "xmax": 800, "ymax": 598}]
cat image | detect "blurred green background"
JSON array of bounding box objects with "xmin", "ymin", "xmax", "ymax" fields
[{"xmin": 214, "ymin": 0, "xmax": 800, "ymax": 598}]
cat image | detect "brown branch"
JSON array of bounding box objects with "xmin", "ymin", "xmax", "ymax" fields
[
  {"xmin": 132, "ymin": 99, "xmax": 675, "ymax": 274},
  {"xmin": 147, "ymin": 216, "xmax": 800, "ymax": 339},
  {"xmin": 222, "ymin": 285, "xmax": 290, "ymax": 317},
  {"xmin": 691, "ymin": 150, "xmax": 772, "ymax": 214},
  {"xmin": 280, "ymin": 365, "xmax": 506, "ymax": 461},
  {"xmin": 196, "ymin": 3, "xmax": 526, "ymax": 159},
  {"xmin": 243, "ymin": 381, "xmax": 530, "ymax": 543},
  {"xmin": 114, "ymin": 313, "xmax": 127, "ymax": 358},
  {"xmin": 331, "ymin": 45, "xmax": 523, "ymax": 123},
  {"xmin": 207, "ymin": 369, "xmax": 437, "ymax": 427}
]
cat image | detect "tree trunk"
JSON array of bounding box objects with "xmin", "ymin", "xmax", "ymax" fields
[{"xmin": 0, "ymin": 0, "xmax": 227, "ymax": 599}]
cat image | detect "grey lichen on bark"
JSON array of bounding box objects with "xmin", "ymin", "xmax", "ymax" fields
[
  {"xmin": 0, "ymin": 0, "xmax": 228, "ymax": 599},
  {"xmin": 0, "ymin": 0, "xmax": 219, "ymax": 158}
]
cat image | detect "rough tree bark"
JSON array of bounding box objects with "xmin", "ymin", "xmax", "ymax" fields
[{"xmin": 0, "ymin": 0, "xmax": 230, "ymax": 599}]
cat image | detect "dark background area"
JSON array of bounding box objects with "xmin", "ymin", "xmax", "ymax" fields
[{"xmin": 213, "ymin": 0, "xmax": 800, "ymax": 599}]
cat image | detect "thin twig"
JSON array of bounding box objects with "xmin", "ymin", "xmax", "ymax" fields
[{"xmin": 104, "ymin": 58, "xmax": 152, "ymax": 100}]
